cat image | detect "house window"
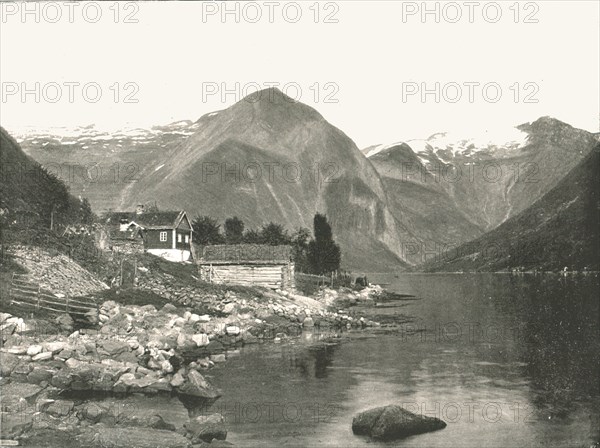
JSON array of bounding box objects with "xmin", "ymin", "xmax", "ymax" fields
[
  {"xmin": 159, "ymin": 231, "xmax": 167, "ymax": 242},
  {"xmin": 177, "ymin": 234, "xmax": 182, "ymax": 243},
  {"xmin": 185, "ymin": 235, "xmax": 189, "ymax": 243}
]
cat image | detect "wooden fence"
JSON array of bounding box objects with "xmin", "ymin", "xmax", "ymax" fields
[
  {"xmin": 9, "ymin": 273, "xmax": 98, "ymax": 319},
  {"xmin": 294, "ymin": 272, "xmax": 330, "ymax": 295},
  {"xmin": 294, "ymin": 271, "xmax": 355, "ymax": 295}
]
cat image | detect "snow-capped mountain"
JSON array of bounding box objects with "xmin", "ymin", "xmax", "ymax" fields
[
  {"xmin": 363, "ymin": 126, "xmax": 529, "ymax": 160},
  {"xmin": 12, "ymin": 121, "xmax": 201, "ymax": 152},
  {"xmin": 364, "ymin": 117, "xmax": 598, "ymax": 253}
]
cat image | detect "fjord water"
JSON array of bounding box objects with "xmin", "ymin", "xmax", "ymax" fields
[{"xmin": 208, "ymin": 274, "xmax": 599, "ymax": 447}]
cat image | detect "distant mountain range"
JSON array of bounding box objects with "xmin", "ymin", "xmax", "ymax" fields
[
  {"xmin": 9, "ymin": 90, "xmax": 599, "ymax": 271},
  {"xmin": 421, "ymin": 144, "xmax": 600, "ymax": 271},
  {"xmin": 364, "ymin": 117, "xmax": 599, "ymax": 261}
]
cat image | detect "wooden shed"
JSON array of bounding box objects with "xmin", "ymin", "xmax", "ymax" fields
[{"xmin": 198, "ymin": 245, "xmax": 295, "ymax": 290}]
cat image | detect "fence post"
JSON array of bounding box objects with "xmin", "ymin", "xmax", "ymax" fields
[
  {"xmin": 66, "ymin": 294, "xmax": 69, "ymax": 314},
  {"xmin": 36, "ymin": 285, "xmax": 40, "ymax": 311},
  {"xmin": 9, "ymin": 272, "xmax": 14, "ymax": 304}
]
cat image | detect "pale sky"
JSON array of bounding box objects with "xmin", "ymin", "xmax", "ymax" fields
[{"xmin": 1, "ymin": 1, "xmax": 599, "ymax": 147}]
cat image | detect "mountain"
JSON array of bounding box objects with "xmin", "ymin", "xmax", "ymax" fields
[
  {"xmin": 14, "ymin": 89, "xmax": 422, "ymax": 270},
  {"xmin": 420, "ymin": 144, "xmax": 600, "ymax": 272},
  {"xmin": 365, "ymin": 118, "xmax": 598, "ymax": 259},
  {"xmin": 13, "ymin": 101, "xmax": 597, "ymax": 271},
  {"xmin": 0, "ymin": 127, "xmax": 94, "ymax": 241},
  {"xmin": 114, "ymin": 88, "xmax": 421, "ymax": 270}
]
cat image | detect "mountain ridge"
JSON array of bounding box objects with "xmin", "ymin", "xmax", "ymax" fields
[
  {"xmin": 420, "ymin": 144, "xmax": 600, "ymax": 272},
  {"xmin": 11, "ymin": 96, "xmax": 599, "ymax": 271}
]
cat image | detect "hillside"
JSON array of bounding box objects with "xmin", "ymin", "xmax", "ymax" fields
[
  {"xmin": 0, "ymin": 127, "xmax": 106, "ymax": 282},
  {"xmin": 366, "ymin": 118, "xmax": 598, "ymax": 253},
  {"xmin": 421, "ymin": 145, "xmax": 600, "ymax": 272},
  {"xmin": 0, "ymin": 127, "xmax": 94, "ymax": 242}
]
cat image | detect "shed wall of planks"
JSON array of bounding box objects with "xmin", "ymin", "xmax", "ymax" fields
[{"xmin": 199, "ymin": 263, "xmax": 295, "ymax": 290}]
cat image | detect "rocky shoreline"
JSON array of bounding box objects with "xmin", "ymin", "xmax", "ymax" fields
[{"xmin": 1, "ymin": 270, "xmax": 386, "ymax": 447}]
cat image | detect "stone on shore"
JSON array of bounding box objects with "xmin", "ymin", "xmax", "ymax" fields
[
  {"xmin": 192, "ymin": 333, "xmax": 210, "ymax": 347},
  {"xmin": 27, "ymin": 345, "xmax": 43, "ymax": 356},
  {"xmin": 77, "ymin": 427, "xmax": 191, "ymax": 448},
  {"xmin": 225, "ymin": 326, "xmax": 240, "ymax": 335},
  {"xmin": 0, "ymin": 352, "xmax": 21, "ymax": 376},
  {"xmin": 177, "ymin": 370, "xmax": 221, "ymax": 399},
  {"xmin": 46, "ymin": 400, "xmax": 75, "ymax": 417},
  {"xmin": 1, "ymin": 383, "xmax": 43, "ymax": 411},
  {"xmin": 184, "ymin": 413, "xmax": 227, "ymax": 443},
  {"xmin": 32, "ymin": 351, "xmax": 53, "ymax": 361},
  {"xmin": 0, "ymin": 412, "xmax": 34, "ymax": 439},
  {"xmin": 352, "ymin": 405, "xmax": 446, "ymax": 441},
  {"xmin": 170, "ymin": 372, "xmax": 185, "ymax": 387},
  {"xmin": 79, "ymin": 395, "xmax": 190, "ymax": 430},
  {"xmin": 302, "ymin": 317, "xmax": 314, "ymax": 327}
]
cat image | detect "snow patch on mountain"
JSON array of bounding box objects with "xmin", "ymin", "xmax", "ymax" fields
[
  {"xmin": 363, "ymin": 141, "xmax": 407, "ymax": 158},
  {"xmin": 366, "ymin": 126, "xmax": 529, "ymax": 160}
]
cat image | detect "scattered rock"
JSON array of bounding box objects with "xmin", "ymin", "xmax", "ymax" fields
[
  {"xmin": 0, "ymin": 352, "xmax": 21, "ymax": 376},
  {"xmin": 46, "ymin": 400, "xmax": 75, "ymax": 417},
  {"xmin": 209, "ymin": 354, "xmax": 226, "ymax": 363},
  {"xmin": 177, "ymin": 370, "xmax": 221, "ymax": 399},
  {"xmin": 185, "ymin": 413, "xmax": 227, "ymax": 443},
  {"xmin": 225, "ymin": 326, "xmax": 240, "ymax": 336},
  {"xmin": 192, "ymin": 334, "xmax": 210, "ymax": 347},
  {"xmin": 44, "ymin": 341, "xmax": 67, "ymax": 354},
  {"xmin": 32, "ymin": 352, "xmax": 53, "ymax": 362},
  {"xmin": 222, "ymin": 303, "xmax": 236, "ymax": 314},
  {"xmin": 77, "ymin": 427, "xmax": 191, "ymax": 448},
  {"xmin": 170, "ymin": 372, "xmax": 185, "ymax": 387},
  {"xmin": 27, "ymin": 345, "xmax": 43, "ymax": 356},
  {"xmin": 55, "ymin": 314, "xmax": 74, "ymax": 331},
  {"xmin": 27, "ymin": 366, "xmax": 54, "ymax": 384},
  {"xmin": 97, "ymin": 339, "xmax": 130, "ymax": 357},
  {"xmin": 0, "ymin": 412, "xmax": 34, "ymax": 438}
]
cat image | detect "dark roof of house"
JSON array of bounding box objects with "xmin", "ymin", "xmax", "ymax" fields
[
  {"xmin": 104, "ymin": 211, "xmax": 187, "ymax": 230},
  {"xmin": 200, "ymin": 244, "xmax": 292, "ymax": 263}
]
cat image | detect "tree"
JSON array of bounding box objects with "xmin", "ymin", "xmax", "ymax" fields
[
  {"xmin": 307, "ymin": 213, "xmax": 341, "ymax": 274},
  {"xmin": 260, "ymin": 222, "xmax": 290, "ymax": 246},
  {"xmin": 225, "ymin": 216, "xmax": 244, "ymax": 244},
  {"xmin": 242, "ymin": 228, "xmax": 262, "ymax": 244},
  {"xmin": 291, "ymin": 227, "xmax": 311, "ymax": 272},
  {"xmin": 144, "ymin": 202, "xmax": 160, "ymax": 213},
  {"xmin": 192, "ymin": 215, "xmax": 224, "ymax": 245}
]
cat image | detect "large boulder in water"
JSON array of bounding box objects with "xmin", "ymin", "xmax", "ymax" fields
[{"xmin": 352, "ymin": 405, "xmax": 446, "ymax": 440}]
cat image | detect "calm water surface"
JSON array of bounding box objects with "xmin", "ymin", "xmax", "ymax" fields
[{"xmin": 206, "ymin": 274, "xmax": 599, "ymax": 447}]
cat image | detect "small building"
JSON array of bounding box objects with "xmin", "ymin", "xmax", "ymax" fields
[
  {"xmin": 198, "ymin": 244, "xmax": 295, "ymax": 290},
  {"xmin": 104, "ymin": 206, "xmax": 193, "ymax": 262}
]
